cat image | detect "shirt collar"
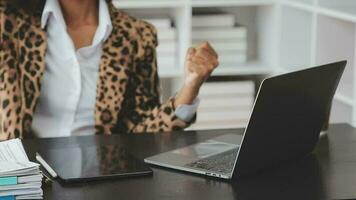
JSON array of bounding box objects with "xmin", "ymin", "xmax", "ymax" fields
[
  {"xmin": 41, "ymin": 0, "xmax": 66, "ymax": 29},
  {"xmin": 41, "ymin": 0, "xmax": 113, "ymax": 43},
  {"xmin": 93, "ymin": 0, "xmax": 113, "ymax": 44}
]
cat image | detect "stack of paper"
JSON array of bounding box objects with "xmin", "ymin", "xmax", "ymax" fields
[
  {"xmin": 145, "ymin": 18, "xmax": 177, "ymax": 69},
  {"xmin": 192, "ymin": 14, "xmax": 248, "ymax": 66},
  {"xmin": 0, "ymin": 139, "xmax": 43, "ymax": 200},
  {"xmin": 188, "ymin": 81, "xmax": 255, "ymax": 130}
]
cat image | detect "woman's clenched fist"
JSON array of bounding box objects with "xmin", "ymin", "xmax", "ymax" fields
[{"xmin": 174, "ymin": 42, "xmax": 219, "ymax": 107}]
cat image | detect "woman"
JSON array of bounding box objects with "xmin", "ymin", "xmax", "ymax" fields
[{"xmin": 0, "ymin": 0, "xmax": 219, "ymax": 140}]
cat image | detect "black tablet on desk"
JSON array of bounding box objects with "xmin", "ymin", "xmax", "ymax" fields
[{"xmin": 36, "ymin": 145, "xmax": 152, "ymax": 183}]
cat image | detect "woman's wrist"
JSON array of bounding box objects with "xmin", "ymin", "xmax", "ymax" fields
[{"xmin": 174, "ymin": 83, "xmax": 200, "ymax": 108}]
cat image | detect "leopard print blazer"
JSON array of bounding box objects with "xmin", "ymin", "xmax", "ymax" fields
[{"xmin": 0, "ymin": 1, "xmax": 193, "ymax": 140}]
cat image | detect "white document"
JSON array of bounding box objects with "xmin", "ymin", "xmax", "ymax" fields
[
  {"xmin": 17, "ymin": 194, "xmax": 43, "ymax": 200},
  {"xmin": 0, "ymin": 139, "xmax": 43, "ymax": 199},
  {"xmin": 0, "ymin": 139, "xmax": 29, "ymax": 162},
  {"xmin": 0, "ymin": 169, "xmax": 41, "ymax": 177},
  {"xmin": 0, "ymin": 182, "xmax": 42, "ymax": 191},
  {"xmin": 0, "ymin": 162, "xmax": 39, "ymax": 176},
  {"xmin": 0, "ymin": 139, "xmax": 40, "ymax": 175},
  {"xmin": 18, "ymin": 174, "xmax": 43, "ymax": 184},
  {"xmin": 0, "ymin": 188, "xmax": 43, "ymax": 197}
]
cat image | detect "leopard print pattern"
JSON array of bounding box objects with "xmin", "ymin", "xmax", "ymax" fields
[
  {"xmin": 0, "ymin": 1, "xmax": 193, "ymax": 140},
  {"xmin": 0, "ymin": 1, "xmax": 47, "ymax": 140}
]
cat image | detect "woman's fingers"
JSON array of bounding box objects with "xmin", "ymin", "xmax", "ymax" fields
[{"xmin": 184, "ymin": 41, "xmax": 219, "ymax": 86}]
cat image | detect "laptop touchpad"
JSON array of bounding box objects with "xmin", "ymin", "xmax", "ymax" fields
[{"xmin": 172, "ymin": 140, "xmax": 238, "ymax": 159}]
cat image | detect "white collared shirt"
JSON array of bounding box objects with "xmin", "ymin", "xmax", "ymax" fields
[{"xmin": 32, "ymin": 0, "xmax": 198, "ymax": 138}]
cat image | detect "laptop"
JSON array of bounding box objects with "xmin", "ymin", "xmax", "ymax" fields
[{"xmin": 144, "ymin": 61, "xmax": 346, "ymax": 179}]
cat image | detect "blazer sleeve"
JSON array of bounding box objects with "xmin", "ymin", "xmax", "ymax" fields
[
  {"xmin": 123, "ymin": 23, "xmax": 195, "ymax": 133},
  {"xmin": 0, "ymin": 1, "xmax": 13, "ymax": 141},
  {"xmin": 0, "ymin": 1, "xmax": 6, "ymax": 140}
]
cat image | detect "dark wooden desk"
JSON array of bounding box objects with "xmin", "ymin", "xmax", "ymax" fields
[{"xmin": 23, "ymin": 124, "xmax": 356, "ymax": 200}]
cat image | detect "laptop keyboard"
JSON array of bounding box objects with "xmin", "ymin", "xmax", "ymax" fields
[{"xmin": 185, "ymin": 148, "xmax": 239, "ymax": 175}]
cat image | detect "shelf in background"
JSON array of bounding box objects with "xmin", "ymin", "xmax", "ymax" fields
[
  {"xmin": 115, "ymin": 0, "xmax": 356, "ymax": 22},
  {"xmin": 282, "ymin": 0, "xmax": 356, "ymax": 23},
  {"xmin": 113, "ymin": 0, "xmax": 185, "ymax": 9},
  {"xmin": 281, "ymin": 0, "xmax": 315, "ymax": 13},
  {"xmin": 191, "ymin": 0, "xmax": 275, "ymax": 7},
  {"xmin": 336, "ymin": 82, "xmax": 354, "ymax": 105},
  {"xmin": 280, "ymin": 5, "xmax": 313, "ymax": 69},
  {"xmin": 334, "ymin": 93, "xmax": 354, "ymax": 107},
  {"xmin": 212, "ymin": 61, "xmax": 274, "ymax": 76},
  {"xmin": 273, "ymin": 66, "xmax": 316, "ymax": 74},
  {"xmin": 114, "ymin": 0, "xmax": 276, "ymax": 9},
  {"xmin": 158, "ymin": 67, "xmax": 182, "ymax": 78},
  {"xmin": 158, "ymin": 61, "xmax": 274, "ymax": 78},
  {"xmin": 274, "ymin": 67, "xmax": 289, "ymax": 75},
  {"xmin": 110, "ymin": 0, "xmax": 356, "ymax": 127},
  {"xmin": 288, "ymin": 0, "xmax": 315, "ymax": 6},
  {"xmin": 317, "ymin": 5, "xmax": 356, "ymax": 23}
]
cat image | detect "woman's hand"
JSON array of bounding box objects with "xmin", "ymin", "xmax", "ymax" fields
[{"xmin": 174, "ymin": 42, "xmax": 219, "ymax": 107}]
